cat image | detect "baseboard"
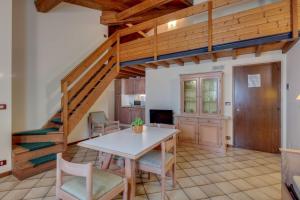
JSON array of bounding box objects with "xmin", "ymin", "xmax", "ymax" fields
[{"xmin": 0, "ymin": 171, "xmax": 12, "ymax": 178}]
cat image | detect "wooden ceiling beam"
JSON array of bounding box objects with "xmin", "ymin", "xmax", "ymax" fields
[
  {"xmin": 255, "ymin": 45, "xmax": 263, "ymax": 57},
  {"xmin": 140, "ymin": 63, "xmax": 158, "ymax": 69},
  {"xmin": 174, "ymin": 58, "xmax": 184, "ymax": 66},
  {"xmin": 119, "ymin": 71, "xmax": 140, "ymax": 77},
  {"xmin": 156, "ymin": 61, "xmax": 170, "ymax": 67},
  {"xmin": 179, "ymin": 0, "xmax": 193, "ymax": 6},
  {"xmin": 126, "ymin": 23, "xmax": 148, "ymax": 37},
  {"xmin": 232, "ymin": 49, "xmax": 238, "ymax": 60},
  {"xmin": 130, "ymin": 65, "xmax": 146, "ymax": 71},
  {"xmin": 64, "ymin": 0, "xmax": 129, "ymax": 11},
  {"xmin": 35, "ymin": 0, "xmax": 62, "ymax": 12},
  {"xmin": 101, "ymin": 8, "xmax": 179, "ymax": 25},
  {"xmin": 116, "ymin": 0, "xmax": 173, "ymax": 20},
  {"xmin": 282, "ymin": 39, "xmax": 299, "ymax": 53},
  {"xmin": 211, "ymin": 53, "xmax": 217, "ymax": 62},
  {"xmin": 191, "ymin": 56, "xmax": 200, "ymax": 64},
  {"xmin": 121, "ymin": 68, "xmax": 145, "ymax": 76}
]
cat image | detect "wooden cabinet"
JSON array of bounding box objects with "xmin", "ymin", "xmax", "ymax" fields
[
  {"xmin": 119, "ymin": 107, "xmax": 145, "ymax": 124},
  {"xmin": 177, "ymin": 118, "xmax": 198, "ymax": 144},
  {"xmin": 124, "ymin": 79, "xmax": 135, "ymax": 95},
  {"xmin": 181, "ymin": 72, "xmax": 223, "ymax": 116},
  {"xmin": 134, "ymin": 77, "xmax": 145, "ymax": 94},
  {"xmin": 176, "ymin": 116, "xmax": 227, "ymax": 152},
  {"xmin": 123, "ymin": 78, "xmax": 145, "ymax": 95},
  {"xmin": 177, "ymin": 72, "xmax": 227, "ymax": 152}
]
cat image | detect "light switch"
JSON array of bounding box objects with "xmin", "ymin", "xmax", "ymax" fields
[{"xmin": 0, "ymin": 104, "xmax": 7, "ymax": 110}]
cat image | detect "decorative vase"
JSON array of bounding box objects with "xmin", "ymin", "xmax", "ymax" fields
[{"xmin": 132, "ymin": 125, "xmax": 143, "ymax": 134}]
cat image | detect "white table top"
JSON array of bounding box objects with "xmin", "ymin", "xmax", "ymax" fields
[{"xmin": 78, "ymin": 126, "xmax": 179, "ymax": 159}]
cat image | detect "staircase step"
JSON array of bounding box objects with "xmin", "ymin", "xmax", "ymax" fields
[
  {"xmin": 12, "ymin": 132, "xmax": 64, "ymax": 144},
  {"xmin": 14, "ymin": 127, "xmax": 59, "ymax": 136},
  {"xmin": 13, "ymin": 160, "xmax": 56, "ymax": 180},
  {"xmin": 51, "ymin": 117, "xmax": 63, "ymax": 125},
  {"xmin": 30, "ymin": 153, "xmax": 57, "ymax": 167},
  {"xmin": 13, "ymin": 143, "xmax": 64, "ymax": 164},
  {"xmin": 18, "ymin": 142, "xmax": 56, "ymax": 151}
]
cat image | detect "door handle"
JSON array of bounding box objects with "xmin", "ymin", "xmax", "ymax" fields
[{"xmin": 236, "ymin": 108, "xmax": 240, "ymax": 112}]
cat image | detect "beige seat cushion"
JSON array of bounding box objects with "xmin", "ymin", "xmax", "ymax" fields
[
  {"xmin": 137, "ymin": 150, "xmax": 174, "ymax": 168},
  {"xmin": 61, "ymin": 168, "xmax": 123, "ymax": 200},
  {"xmin": 293, "ymin": 176, "xmax": 300, "ymax": 198}
]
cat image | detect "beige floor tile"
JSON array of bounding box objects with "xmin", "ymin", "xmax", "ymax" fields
[
  {"xmin": 231, "ymin": 169, "xmax": 251, "ymax": 179},
  {"xmin": 215, "ymin": 182, "xmax": 239, "ymax": 194},
  {"xmin": 35, "ymin": 177, "xmax": 56, "ymax": 187},
  {"xmin": 228, "ymin": 192, "xmax": 252, "ymax": 200},
  {"xmin": 256, "ymin": 174, "xmax": 281, "ymax": 185},
  {"xmin": 177, "ymin": 177, "xmax": 196, "ymax": 188},
  {"xmin": 136, "ymin": 184, "xmax": 146, "ymax": 195},
  {"xmin": 46, "ymin": 186, "xmax": 55, "ymax": 197},
  {"xmin": 190, "ymin": 175, "xmax": 211, "ymax": 186},
  {"xmin": 176, "ymin": 169, "xmax": 188, "ymax": 178},
  {"xmin": 144, "ymin": 181, "xmax": 161, "ymax": 194},
  {"xmin": 205, "ymin": 173, "xmax": 226, "ymax": 183},
  {"xmin": 43, "ymin": 196, "xmax": 57, "ymax": 200},
  {"xmin": 2, "ymin": 189, "xmax": 30, "ymax": 200},
  {"xmin": 0, "ymin": 181, "xmax": 18, "ymax": 192},
  {"xmin": 189, "ymin": 160, "xmax": 205, "ymax": 167},
  {"xmin": 244, "ymin": 188, "xmax": 273, "ymax": 200},
  {"xmin": 242, "ymin": 167, "xmax": 264, "ymax": 176},
  {"xmin": 209, "ymin": 165, "xmax": 227, "ymax": 173},
  {"xmin": 15, "ymin": 179, "xmax": 41, "ymax": 190},
  {"xmin": 184, "ymin": 155, "xmax": 198, "ymax": 162},
  {"xmin": 218, "ymin": 171, "xmax": 239, "ymax": 181},
  {"xmin": 176, "ymin": 157, "xmax": 185, "ymax": 163},
  {"xmin": 230, "ymin": 179, "xmax": 254, "ymax": 191},
  {"xmin": 209, "ymin": 195, "xmax": 231, "ymax": 200},
  {"xmin": 272, "ymin": 183, "xmax": 281, "ymax": 190},
  {"xmin": 244, "ymin": 176, "xmax": 269, "ymax": 188},
  {"xmin": 147, "ymin": 192, "xmax": 161, "ymax": 200},
  {"xmin": 0, "ymin": 191, "xmax": 8, "ymax": 198},
  {"xmin": 196, "ymin": 166, "xmax": 214, "ymax": 175},
  {"xmin": 177, "ymin": 162, "xmax": 193, "ymax": 169},
  {"xmin": 259, "ymin": 186, "xmax": 281, "ymax": 199},
  {"xmin": 183, "ymin": 186, "xmax": 207, "ymax": 199},
  {"xmin": 221, "ymin": 163, "xmax": 238, "ymax": 171},
  {"xmin": 166, "ymin": 189, "xmax": 189, "ymax": 200},
  {"xmin": 24, "ymin": 187, "xmax": 50, "ymax": 199},
  {"xmin": 183, "ymin": 168, "xmax": 201, "ymax": 176},
  {"xmin": 199, "ymin": 184, "xmax": 224, "ymax": 197}
]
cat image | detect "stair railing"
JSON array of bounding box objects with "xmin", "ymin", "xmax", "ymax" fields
[{"xmin": 61, "ymin": 32, "xmax": 120, "ymax": 146}]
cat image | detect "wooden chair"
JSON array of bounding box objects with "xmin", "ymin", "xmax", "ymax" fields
[
  {"xmin": 56, "ymin": 153, "xmax": 128, "ymax": 200},
  {"xmin": 88, "ymin": 111, "xmax": 120, "ymax": 138},
  {"xmin": 137, "ymin": 124, "xmax": 177, "ymax": 200},
  {"xmin": 281, "ymin": 148, "xmax": 300, "ymax": 200}
]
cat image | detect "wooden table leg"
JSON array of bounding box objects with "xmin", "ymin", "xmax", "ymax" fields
[
  {"xmin": 125, "ymin": 158, "xmax": 136, "ymax": 200},
  {"xmin": 101, "ymin": 153, "xmax": 112, "ymax": 169}
]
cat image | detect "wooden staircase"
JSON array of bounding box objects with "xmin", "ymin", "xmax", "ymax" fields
[{"xmin": 12, "ymin": 32, "xmax": 121, "ymax": 180}]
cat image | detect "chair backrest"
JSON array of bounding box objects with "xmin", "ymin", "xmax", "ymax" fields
[
  {"xmin": 149, "ymin": 124, "xmax": 177, "ymax": 153},
  {"xmin": 56, "ymin": 153, "xmax": 93, "ymax": 200},
  {"xmin": 89, "ymin": 111, "xmax": 108, "ymax": 124}
]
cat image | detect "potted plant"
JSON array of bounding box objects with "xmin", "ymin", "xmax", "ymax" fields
[{"xmin": 132, "ymin": 118, "xmax": 144, "ymax": 134}]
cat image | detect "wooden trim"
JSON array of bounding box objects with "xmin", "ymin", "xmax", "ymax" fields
[
  {"xmin": 208, "ymin": 1, "xmax": 213, "ymax": 51},
  {"xmin": 0, "ymin": 171, "xmax": 11, "ymax": 178},
  {"xmin": 174, "ymin": 58, "xmax": 184, "ymax": 66},
  {"xmin": 282, "ymin": 39, "xmax": 299, "ymax": 53},
  {"xmin": 154, "ymin": 20, "xmax": 158, "ymax": 60},
  {"xmin": 117, "ymin": 33, "xmax": 120, "ymax": 73},
  {"xmin": 291, "ymin": 0, "xmax": 299, "ymax": 39},
  {"xmin": 255, "ymin": 45, "xmax": 263, "ymax": 57},
  {"xmin": 191, "ymin": 56, "xmax": 200, "ymax": 64},
  {"xmin": 62, "ymin": 81, "xmax": 68, "ymax": 148},
  {"xmin": 35, "ymin": 0, "xmax": 62, "ymax": 12}
]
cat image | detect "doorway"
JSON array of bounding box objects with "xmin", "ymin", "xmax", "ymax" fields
[{"xmin": 233, "ymin": 62, "xmax": 281, "ymax": 153}]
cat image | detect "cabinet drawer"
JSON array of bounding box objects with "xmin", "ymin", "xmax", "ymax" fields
[
  {"xmin": 178, "ymin": 117, "xmax": 198, "ymax": 123},
  {"xmin": 198, "ymin": 119, "xmax": 221, "ymax": 125}
]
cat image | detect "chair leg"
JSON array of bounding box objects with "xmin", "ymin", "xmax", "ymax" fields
[
  {"xmin": 123, "ymin": 178, "xmax": 128, "ymax": 200},
  {"xmin": 172, "ymin": 163, "xmax": 176, "ymax": 187},
  {"xmin": 161, "ymin": 174, "xmax": 166, "ymax": 200},
  {"xmin": 148, "ymin": 172, "xmax": 151, "ymax": 180}
]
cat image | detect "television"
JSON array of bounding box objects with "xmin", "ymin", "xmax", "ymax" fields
[{"xmin": 150, "ymin": 109, "xmax": 173, "ymax": 125}]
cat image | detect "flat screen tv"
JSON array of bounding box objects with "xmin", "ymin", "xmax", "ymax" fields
[{"xmin": 150, "ymin": 109, "xmax": 173, "ymax": 125}]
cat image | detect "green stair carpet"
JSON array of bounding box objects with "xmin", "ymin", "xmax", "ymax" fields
[
  {"xmin": 18, "ymin": 142, "xmax": 55, "ymax": 151},
  {"xmin": 30, "ymin": 153, "xmax": 57, "ymax": 167},
  {"xmin": 14, "ymin": 127, "xmax": 59, "ymax": 136},
  {"xmin": 51, "ymin": 118, "xmax": 62, "ymax": 125}
]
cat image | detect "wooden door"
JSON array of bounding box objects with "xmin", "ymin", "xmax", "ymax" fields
[
  {"xmin": 177, "ymin": 118, "xmax": 198, "ymax": 144},
  {"xmin": 233, "ymin": 62, "xmax": 281, "ymax": 153},
  {"xmin": 120, "ymin": 107, "xmax": 132, "ymax": 124}
]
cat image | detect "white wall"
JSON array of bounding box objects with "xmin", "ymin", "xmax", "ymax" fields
[
  {"xmin": 286, "ymin": 41, "xmax": 300, "ymax": 148},
  {"xmin": 146, "ymin": 51, "xmax": 287, "ymax": 146},
  {"xmin": 12, "ymin": 0, "xmax": 113, "ymax": 143},
  {"xmin": 0, "ymin": 0, "xmax": 12, "ymax": 174}
]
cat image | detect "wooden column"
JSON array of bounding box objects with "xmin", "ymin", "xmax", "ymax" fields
[
  {"xmin": 117, "ymin": 33, "xmax": 120, "ymax": 72},
  {"xmin": 154, "ymin": 20, "xmax": 158, "ymax": 60},
  {"xmin": 208, "ymin": 1, "xmax": 213, "ymax": 52},
  {"xmin": 62, "ymin": 81, "xmax": 69, "ymax": 149},
  {"xmin": 291, "ymin": 0, "xmax": 299, "ymax": 39}
]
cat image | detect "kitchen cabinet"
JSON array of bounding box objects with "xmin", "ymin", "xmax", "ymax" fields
[
  {"xmin": 124, "ymin": 77, "xmax": 145, "ymax": 95},
  {"xmin": 119, "ymin": 107, "xmax": 145, "ymax": 124},
  {"xmin": 176, "ymin": 72, "xmax": 227, "ymax": 152}
]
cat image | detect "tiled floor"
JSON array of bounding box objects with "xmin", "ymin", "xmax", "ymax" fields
[{"xmin": 0, "ymin": 145, "xmax": 281, "ymax": 200}]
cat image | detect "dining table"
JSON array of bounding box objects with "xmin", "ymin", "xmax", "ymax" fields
[{"xmin": 78, "ymin": 125, "xmax": 179, "ymax": 200}]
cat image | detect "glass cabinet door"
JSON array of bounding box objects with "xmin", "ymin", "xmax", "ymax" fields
[
  {"xmin": 201, "ymin": 78, "xmax": 219, "ymax": 114},
  {"xmin": 183, "ymin": 80, "xmax": 198, "ymax": 114}
]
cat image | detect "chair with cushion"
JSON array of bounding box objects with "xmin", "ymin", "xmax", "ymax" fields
[
  {"xmin": 88, "ymin": 111, "xmax": 120, "ymax": 138},
  {"xmin": 137, "ymin": 123, "xmax": 177, "ymax": 200},
  {"xmin": 56, "ymin": 153, "xmax": 127, "ymax": 200}
]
